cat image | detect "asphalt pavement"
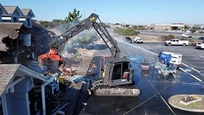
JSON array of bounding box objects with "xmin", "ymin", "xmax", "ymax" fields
[
  {"xmin": 134, "ymin": 42, "xmax": 204, "ymax": 81},
  {"xmin": 78, "ymin": 36, "xmax": 204, "ymax": 115},
  {"xmin": 139, "ymin": 30, "xmax": 204, "ymax": 39}
]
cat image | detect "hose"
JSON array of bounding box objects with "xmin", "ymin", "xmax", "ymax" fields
[{"xmin": 172, "ymin": 73, "xmax": 204, "ymax": 87}]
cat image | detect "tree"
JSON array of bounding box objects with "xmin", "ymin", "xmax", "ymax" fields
[
  {"xmin": 32, "ymin": 19, "xmax": 37, "ymax": 23},
  {"xmin": 133, "ymin": 25, "xmax": 146, "ymax": 30},
  {"xmin": 39, "ymin": 21, "xmax": 49, "ymax": 28},
  {"xmin": 62, "ymin": 8, "xmax": 82, "ymax": 23},
  {"xmin": 52, "ymin": 19, "xmax": 63, "ymax": 23},
  {"xmin": 184, "ymin": 25, "xmax": 189, "ymax": 31},
  {"xmin": 38, "ymin": 21, "xmax": 55, "ymax": 28}
]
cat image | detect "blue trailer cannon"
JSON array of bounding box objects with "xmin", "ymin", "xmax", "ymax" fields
[{"xmin": 155, "ymin": 52, "xmax": 182, "ymax": 77}]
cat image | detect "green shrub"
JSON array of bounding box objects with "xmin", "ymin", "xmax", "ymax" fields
[
  {"xmin": 133, "ymin": 25, "xmax": 146, "ymax": 30},
  {"xmin": 114, "ymin": 28, "xmax": 138, "ymax": 36},
  {"xmin": 190, "ymin": 29, "xmax": 196, "ymax": 33},
  {"xmin": 161, "ymin": 34, "xmax": 175, "ymax": 41}
]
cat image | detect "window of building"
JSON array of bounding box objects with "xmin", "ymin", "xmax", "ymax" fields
[
  {"xmin": 27, "ymin": 18, "xmax": 30, "ymax": 26},
  {"xmin": 13, "ymin": 17, "xmax": 18, "ymax": 22}
]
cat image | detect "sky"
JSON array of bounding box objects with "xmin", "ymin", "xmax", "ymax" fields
[{"xmin": 1, "ymin": 0, "xmax": 204, "ymax": 25}]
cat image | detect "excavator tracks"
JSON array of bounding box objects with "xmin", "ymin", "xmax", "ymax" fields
[{"xmin": 92, "ymin": 84, "xmax": 140, "ymax": 96}]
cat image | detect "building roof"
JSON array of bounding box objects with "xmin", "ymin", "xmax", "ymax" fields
[
  {"xmin": 21, "ymin": 9, "xmax": 35, "ymax": 18},
  {"xmin": 0, "ymin": 64, "xmax": 47, "ymax": 96},
  {"xmin": 0, "ymin": 3, "xmax": 7, "ymax": 14},
  {"xmin": 21, "ymin": 9, "xmax": 30, "ymax": 15},
  {"xmin": 0, "ymin": 64, "xmax": 20, "ymax": 96},
  {"xmin": 171, "ymin": 23, "xmax": 185, "ymax": 25},
  {"xmin": 0, "ymin": 22, "xmax": 28, "ymax": 39},
  {"xmin": 3, "ymin": 6, "xmax": 17, "ymax": 14},
  {"xmin": 3, "ymin": 6, "xmax": 23, "ymax": 16}
]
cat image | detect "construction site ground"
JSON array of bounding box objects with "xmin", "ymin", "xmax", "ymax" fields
[
  {"xmin": 49, "ymin": 41, "xmax": 204, "ymax": 115},
  {"xmin": 23, "ymin": 29, "xmax": 204, "ymax": 114},
  {"xmin": 47, "ymin": 43, "xmax": 103, "ymax": 114},
  {"xmin": 76, "ymin": 58, "xmax": 204, "ymax": 115},
  {"xmin": 56, "ymin": 39, "xmax": 204, "ymax": 115}
]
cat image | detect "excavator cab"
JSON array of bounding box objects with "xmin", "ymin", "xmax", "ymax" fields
[
  {"xmin": 90, "ymin": 57, "xmax": 139, "ymax": 96},
  {"xmin": 103, "ymin": 58, "xmax": 134, "ymax": 86}
]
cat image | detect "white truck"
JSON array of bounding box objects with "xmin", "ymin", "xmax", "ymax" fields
[
  {"xmin": 133, "ymin": 37, "xmax": 143, "ymax": 43},
  {"xmin": 195, "ymin": 42, "xmax": 204, "ymax": 49},
  {"xmin": 165, "ymin": 39, "xmax": 189, "ymax": 46}
]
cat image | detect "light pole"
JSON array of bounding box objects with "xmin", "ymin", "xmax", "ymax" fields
[{"xmin": 84, "ymin": 9, "xmax": 95, "ymax": 20}]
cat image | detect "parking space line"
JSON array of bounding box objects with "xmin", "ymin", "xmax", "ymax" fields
[
  {"xmin": 188, "ymin": 73, "xmax": 202, "ymax": 82},
  {"xmin": 182, "ymin": 62, "xmax": 202, "ymax": 74},
  {"xmin": 182, "ymin": 62, "xmax": 189, "ymax": 67},
  {"xmin": 191, "ymin": 67, "xmax": 201, "ymax": 73},
  {"xmin": 179, "ymin": 67, "xmax": 187, "ymax": 73},
  {"xmin": 179, "ymin": 67, "xmax": 202, "ymax": 82}
]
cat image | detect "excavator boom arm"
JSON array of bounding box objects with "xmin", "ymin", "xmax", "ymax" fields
[
  {"xmin": 58, "ymin": 13, "xmax": 120, "ymax": 58},
  {"xmin": 53, "ymin": 13, "xmax": 140, "ymax": 96}
]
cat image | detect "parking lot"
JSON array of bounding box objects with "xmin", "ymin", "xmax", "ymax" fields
[
  {"xmin": 79, "ymin": 38, "xmax": 204, "ymax": 115},
  {"xmin": 133, "ymin": 42, "xmax": 204, "ymax": 80}
]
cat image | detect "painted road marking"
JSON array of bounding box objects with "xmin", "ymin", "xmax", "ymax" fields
[
  {"xmin": 179, "ymin": 67, "xmax": 202, "ymax": 82},
  {"xmin": 191, "ymin": 67, "xmax": 201, "ymax": 74},
  {"xmin": 188, "ymin": 73, "xmax": 202, "ymax": 82},
  {"xmin": 179, "ymin": 68, "xmax": 186, "ymax": 73},
  {"xmin": 182, "ymin": 63, "xmax": 189, "ymax": 67},
  {"xmin": 182, "ymin": 62, "xmax": 203, "ymax": 76}
]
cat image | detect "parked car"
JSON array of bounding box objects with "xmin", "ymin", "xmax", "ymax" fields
[
  {"xmin": 198, "ymin": 37, "xmax": 204, "ymax": 40},
  {"xmin": 133, "ymin": 37, "xmax": 143, "ymax": 43},
  {"xmin": 182, "ymin": 33, "xmax": 192, "ymax": 38},
  {"xmin": 123, "ymin": 37, "xmax": 132, "ymax": 43},
  {"xmin": 195, "ymin": 42, "xmax": 204, "ymax": 49},
  {"xmin": 165, "ymin": 39, "xmax": 189, "ymax": 46}
]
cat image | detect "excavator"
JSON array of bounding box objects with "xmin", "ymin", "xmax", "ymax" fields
[{"xmin": 38, "ymin": 13, "xmax": 147, "ymax": 96}]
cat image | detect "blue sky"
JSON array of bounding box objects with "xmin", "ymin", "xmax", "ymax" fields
[{"xmin": 1, "ymin": 0, "xmax": 204, "ymax": 24}]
